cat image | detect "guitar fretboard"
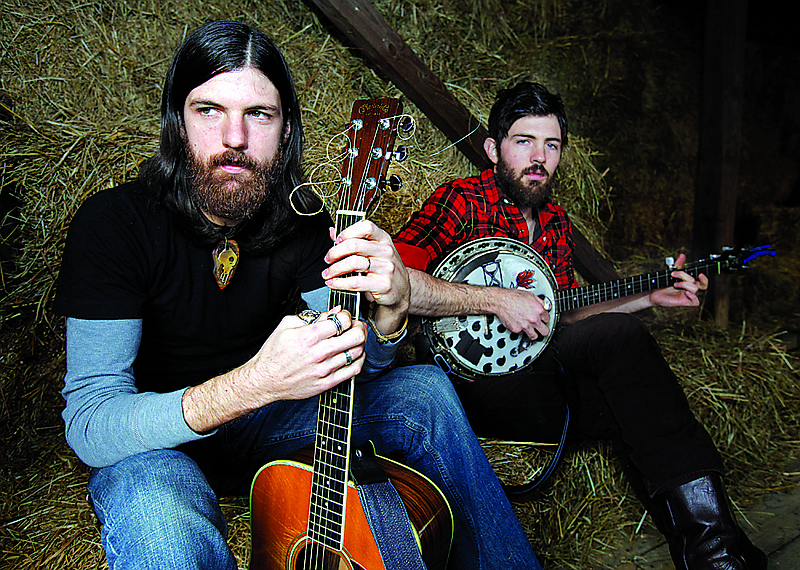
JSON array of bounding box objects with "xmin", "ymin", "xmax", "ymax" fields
[
  {"xmin": 556, "ymin": 258, "xmax": 724, "ymax": 312},
  {"xmin": 307, "ymin": 210, "xmax": 365, "ymax": 550}
]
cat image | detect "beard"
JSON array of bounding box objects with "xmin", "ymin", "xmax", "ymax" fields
[
  {"xmin": 186, "ymin": 144, "xmax": 284, "ymax": 223},
  {"xmin": 495, "ymin": 155, "xmax": 554, "ymax": 211}
]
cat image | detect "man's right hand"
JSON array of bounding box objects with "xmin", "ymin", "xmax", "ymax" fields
[
  {"xmin": 489, "ymin": 286, "xmax": 552, "ymax": 341},
  {"xmin": 181, "ymin": 307, "xmax": 366, "ymax": 434}
]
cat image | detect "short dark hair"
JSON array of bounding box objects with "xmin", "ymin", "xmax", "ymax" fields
[
  {"xmin": 139, "ymin": 20, "xmax": 321, "ymax": 253},
  {"xmin": 487, "ymin": 82, "xmax": 568, "ymax": 148}
]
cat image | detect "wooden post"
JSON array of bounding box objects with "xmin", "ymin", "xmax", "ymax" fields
[
  {"xmin": 306, "ymin": 0, "xmax": 620, "ymax": 282},
  {"xmin": 692, "ymin": 0, "xmax": 748, "ymax": 327}
]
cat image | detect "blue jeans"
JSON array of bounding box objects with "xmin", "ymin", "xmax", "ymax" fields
[{"xmin": 87, "ymin": 365, "xmax": 541, "ymax": 569}]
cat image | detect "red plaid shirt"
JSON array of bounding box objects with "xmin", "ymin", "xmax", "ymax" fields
[{"xmin": 394, "ymin": 168, "xmax": 576, "ymax": 290}]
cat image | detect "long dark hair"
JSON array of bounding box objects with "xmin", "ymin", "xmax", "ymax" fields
[
  {"xmin": 487, "ymin": 81, "xmax": 569, "ymax": 148},
  {"xmin": 139, "ymin": 20, "xmax": 321, "ymax": 253}
]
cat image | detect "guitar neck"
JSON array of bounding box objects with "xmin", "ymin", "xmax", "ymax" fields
[
  {"xmin": 307, "ymin": 210, "xmax": 365, "ymax": 550},
  {"xmin": 327, "ymin": 210, "xmax": 366, "ymax": 315},
  {"xmin": 305, "ymin": 96, "xmax": 404, "ymax": 549},
  {"xmin": 556, "ymin": 258, "xmax": 722, "ymax": 312}
]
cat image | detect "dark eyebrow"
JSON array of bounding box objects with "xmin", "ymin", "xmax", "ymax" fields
[
  {"xmin": 186, "ymin": 100, "xmax": 281, "ymax": 114},
  {"xmin": 247, "ymin": 103, "xmax": 281, "ymax": 113},
  {"xmin": 187, "ymin": 99, "xmax": 218, "ymax": 107},
  {"xmin": 513, "ymin": 133, "xmax": 562, "ymax": 144}
]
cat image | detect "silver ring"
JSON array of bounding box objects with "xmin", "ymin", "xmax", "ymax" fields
[
  {"xmin": 344, "ymin": 349, "xmax": 352, "ymax": 366},
  {"xmin": 366, "ymin": 257, "xmax": 371, "ymax": 272},
  {"xmin": 298, "ymin": 309, "xmax": 321, "ymax": 324},
  {"xmin": 327, "ymin": 313, "xmax": 343, "ymax": 335}
]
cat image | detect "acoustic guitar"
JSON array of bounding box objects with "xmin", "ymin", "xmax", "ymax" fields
[{"xmin": 249, "ymin": 99, "xmax": 453, "ymax": 569}]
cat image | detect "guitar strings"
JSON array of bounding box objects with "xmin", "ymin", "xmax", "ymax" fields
[
  {"xmin": 302, "ymin": 118, "xmax": 361, "ymax": 569},
  {"xmin": 428, "ymin": 117, "xmax": 481, "ymax": 156},
  {"xmin": 288, "ymin": 108, "xmax": 492, "ymax": 222},
  {"xmin": 288, "ymin": 127, "xmax": 351, "ymax": 218}
]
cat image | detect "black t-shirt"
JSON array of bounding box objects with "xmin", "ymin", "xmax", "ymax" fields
[{"xmin": 54, "ymin": 181, "xmax": 330, "ymax": 393}]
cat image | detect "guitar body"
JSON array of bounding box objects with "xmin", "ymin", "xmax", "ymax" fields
[{"xmin": 249, "ymin": 448, "xmax": 453, "ymax": 570}]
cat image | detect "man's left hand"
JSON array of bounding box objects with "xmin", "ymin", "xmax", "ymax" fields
[{"xmin": 649, "ymin": 253, "xmax": 709, "ymax": 308}]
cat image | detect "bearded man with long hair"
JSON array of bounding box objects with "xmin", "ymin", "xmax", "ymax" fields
[{"xmin": 54, "ymin": 21, "xmax": 541, "ymax": 569}]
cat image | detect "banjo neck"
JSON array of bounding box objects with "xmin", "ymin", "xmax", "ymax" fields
[{"xmin": 556, "ymin": 256, "xmax": 733, "ymax": 312}]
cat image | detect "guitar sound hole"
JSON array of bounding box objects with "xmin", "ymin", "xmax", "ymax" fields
[{"xmin": 293, "ymin": 543, "xmax": 365, "ymax": 570}]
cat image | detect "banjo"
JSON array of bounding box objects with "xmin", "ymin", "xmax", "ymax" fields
[{"xmin": 422, "ymin": 237, "xmax": 776, "ymax": 380}]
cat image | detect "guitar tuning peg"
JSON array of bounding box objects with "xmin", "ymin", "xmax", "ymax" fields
[
  {"xmin": 665, "ymin": 256, "xmax": 675, "ymax": 268},
  {"xmin": 387, "ymin": 173, "xmax": 403, "ymax": 192},
  {"xmin": 392, "ymin": 145, "xmax": 408, "ymax": 162},
  {"xmin": 398, "ymin": 115, "xmax": 414, "ymax": 132}
]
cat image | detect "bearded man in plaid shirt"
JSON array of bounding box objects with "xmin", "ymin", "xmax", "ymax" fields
[{"xmin": 394, "ymin": 81, "xmax": 767, "ymax": 570}]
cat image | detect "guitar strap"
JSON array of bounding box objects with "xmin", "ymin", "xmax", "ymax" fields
[{"xmin": 352, "ymin": 442, "xmax": 428, "ymax": 570}]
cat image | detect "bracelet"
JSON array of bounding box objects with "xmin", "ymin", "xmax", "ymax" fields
[{"xmin": 367, "ymin": 303, "xmax": 408, "ymax": 345}]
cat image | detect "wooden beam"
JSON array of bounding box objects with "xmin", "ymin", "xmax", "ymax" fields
[
  {"xmin": 305, "ymin": 0, "xmax": 488, "ymax": 168},
  {"xmin": 692, "ymin": 0, "xmax": 748, "ymax": 326},
  {"xmin": 306, "ymin": 0, "xmax": 619, "ymax": 282}
]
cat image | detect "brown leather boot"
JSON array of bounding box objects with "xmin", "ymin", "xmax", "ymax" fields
[{"xmin": 658, "ymin": 474, "xmax": 767, "ymax": 569}]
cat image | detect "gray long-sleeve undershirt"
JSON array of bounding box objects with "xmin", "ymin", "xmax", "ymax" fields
[{"xmin": 62, "ymin": 287, "xmax": 404, "ymax": 468}]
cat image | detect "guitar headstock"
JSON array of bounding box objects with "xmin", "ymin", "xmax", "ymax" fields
[
  {"xmin": 712, "ymin": 244, "xmax": 777, "ymax": 273},
  {"xmin": 337, "ymin": 98, "xmax": 407, "ymax": 215}
]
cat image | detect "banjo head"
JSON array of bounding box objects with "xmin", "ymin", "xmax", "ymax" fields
[{"xmin": 422, "ymin": 236, "xmax": 558, "ymax": 380}]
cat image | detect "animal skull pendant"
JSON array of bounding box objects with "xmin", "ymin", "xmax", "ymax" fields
[{"xmin": 212, "ymin": 239, "xmax": 240, "ymax": 289}]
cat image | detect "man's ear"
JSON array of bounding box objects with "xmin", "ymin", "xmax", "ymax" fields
[
  {"xmin": 484, "ymin": 137, "xmax": 499, "ymax": 165},
  {"xmin": 283, "ymin": 116, "xmax": 291, "ymax": 143}
]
